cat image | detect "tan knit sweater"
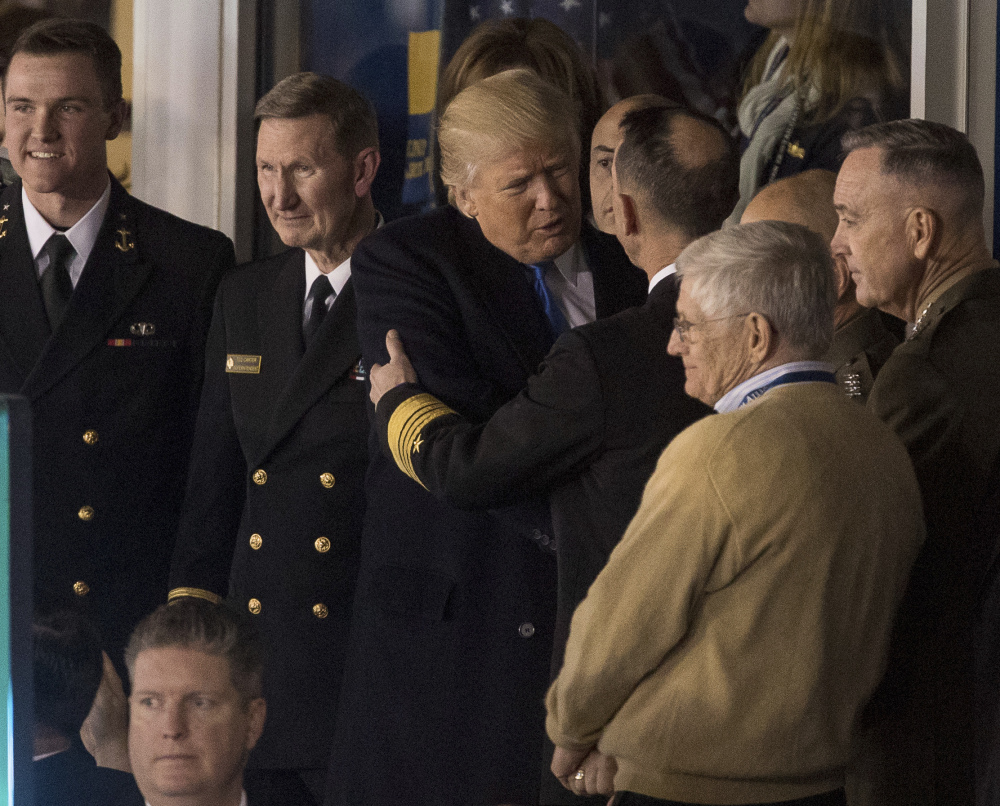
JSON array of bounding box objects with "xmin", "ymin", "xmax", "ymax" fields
[{"xmin": 546, "ymin": 382, "xmax": 925, "ymax": 804}]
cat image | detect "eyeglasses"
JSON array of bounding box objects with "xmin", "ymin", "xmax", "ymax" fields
[{"xmin": 672, "ymin": 313, "xmax": 750, "ymax": 344}]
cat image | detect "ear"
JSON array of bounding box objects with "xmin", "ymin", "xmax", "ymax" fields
[
  {"xmin": 105, "ymin": 99, "xmax": 128, "ymax": 141},
  {"xmin": 244, "ymin": 698, "xmax": 266, "ymax": 752},
  {"xmin": 617, "ymin": 192, "xmax": 639, "ymax": 238},
  {"xmin": 353, "ymin": 147, "xmax": 381, "ymax": 198},
  {"xmin": 907, "ymin": 207, "xmax": 937, "ymax": 261},
  {"xmin": 454, "ymin": 185, "xmax": 477, "ymax": 219},
  {"xmin": 745, "ymin": 312, "xmax": 774, "ymax": 363}
]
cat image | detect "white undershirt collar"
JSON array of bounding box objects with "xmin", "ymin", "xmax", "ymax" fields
[
  {"xmin": 24, "ymin": 180, "xmax": 111, "ymax": 288},
  {"xmin": 648, "ymin": 263, "xmax": 677, "ymax": 292}
]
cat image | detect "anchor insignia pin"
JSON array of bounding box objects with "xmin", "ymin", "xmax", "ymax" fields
[{"xmin": 115, "ymin": 227, "xmax": 135, "ymax": 252}]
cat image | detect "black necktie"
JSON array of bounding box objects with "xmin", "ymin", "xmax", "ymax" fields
[
  {"xmin": 40, "ymin": 233, "xmax": 75, "ymax": 331},
  {"xmin": 528, "ymin": 261, "xmax": 570, "ymax": 338},
  {"xmin": 303, "ymin": 274, "xmax": 335, "ymax": 346}
]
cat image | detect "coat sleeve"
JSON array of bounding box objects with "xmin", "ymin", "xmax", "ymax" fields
[
  {"xmin": 375, "ymin": 329, "xmax": 606, "ymax": 510},
  {"xmin": 168, "ymin": 283, "xmax": 246, "ymax": 603}
]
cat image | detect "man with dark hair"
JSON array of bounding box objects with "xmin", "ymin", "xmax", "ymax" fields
[
  {"xmin": 831, "ymin": 118, "xmax": 1000, "ymax": 806},
  {"xmin": 0, "ymin": 19, "xmax": 234, "ymax": 665},
  {"xmin": 368, "ymin": 103, "xmax": 734, "ymax": 804},
  {"xmin": 168, "ymin": 71, "xmax": 378, "ymax": 803},
  {"xmin": 126, "ymin": 600, "xmax": 267, "ymax": 806},
  {"xmin": 32, "ymin": 611, "xmax": 143, "ymax": 805}
]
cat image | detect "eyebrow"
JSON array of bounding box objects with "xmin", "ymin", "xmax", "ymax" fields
[
  {"xmin": 5, "ymin": 94, "xmax": 95, "ymax": 105},
  {"xmin": 592, "ymin": 145, "xmax": 615, "ymax": 155}
]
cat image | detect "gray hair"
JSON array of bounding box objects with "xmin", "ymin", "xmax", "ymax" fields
[
  {"xmin": 842, "ymin": 119, "xmax": 984, "ymax": 219},
  {"xmin": 125, "ymin": 599, "xmax": 264, "ymax": 703},
  {"xmin": 255, "ymin": 71, "xmax": 378, "ymax": 158},
  {"xmin": 438, "ymin": 68, "xmax": 579, "ymax": 203},
  {"xmin": 677, "ymin": 220, "xmax": 836, "ymax": 358}
]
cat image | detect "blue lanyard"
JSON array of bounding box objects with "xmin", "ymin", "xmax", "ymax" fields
[{"xmin": 738, "ymin": 370, "xmax": 836, "ymax": 408}]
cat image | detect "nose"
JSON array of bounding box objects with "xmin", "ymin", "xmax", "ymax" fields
[
  {"xmin": 32, "ymin": 107, "xmax": 59, "ymax": 142},
  {"xmin": 534, "ymin": 174, "xmax": 562, "ymax": 211},
  {"xmin": 667, "ymin": 325, "xmax": 684, "ymax": 356},
  {"xmin": 272, "ymin": 173, "xmax": 299, "ymax": 211},
  {"xmin": 162, "ymin": 702, "xmax": 188, "ymax": 739},
  {"xmin": 830, "ymin": 222, "xmax": 848, "ymax": 257}
]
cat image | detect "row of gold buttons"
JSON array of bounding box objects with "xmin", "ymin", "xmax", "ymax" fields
[
  {"xmin": 252, "ymin": 470, "xmax": 337, "ymax": 488},
  {"xmin": 248, "ymin": 534, "xmax": 331, "ymax": 552},
  {"xmin": 76, "ymin": 431, "xmax": 99, "ymax": 521},
  {"xmin": 247, "ymin": 598, "xmax": 329, "ymax": 619}
]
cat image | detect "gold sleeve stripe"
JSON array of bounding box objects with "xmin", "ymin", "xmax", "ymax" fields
[
  {"xmin": 168, "ymin": 587, "xmax": 223, "ymax": 605},
  {"xmin": 387, "ymin": 393, "xmax": 456, "ymax": 488}
]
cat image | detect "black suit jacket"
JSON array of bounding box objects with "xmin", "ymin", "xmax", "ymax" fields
[
  {"xmin": 33, "ymin": 738, "xmax": 144, "ymax": 806},
  {"xmin": 0, "ymin": 179, "xmax": 233, "ymax": 661},
  {"xmin": 169, "ymin": 249, "xmax": 368, "ymax": 770},
  {"xmin": 327, "ymin": 206, "xmax": 643, "ymax": 806},
  {"xmin": 375, "ymin": 277, "xmax": 711, "ymax": 805}
]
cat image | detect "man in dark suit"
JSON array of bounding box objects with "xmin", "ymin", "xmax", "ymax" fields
[
  {"xmin": 168, "ymin": 73, "xmax": 379, "ymax": 805},
  {"xmin": 831, "ymin": 120, "xmax": 1000, "ymax": 806},
  {"xmin": 326, "ymin": 70, "xmax": 646, "ymax": 806},
  {"xmin": 368, "ymin": 104, "xmax": 735, "ymax": 804},
  {"xmin": 33, "ymin": 610, "xmax": 144, "ymax": 806},
  {"xmin": 0, "ymin": 20, "xmax": 234, "ymax": 663}
]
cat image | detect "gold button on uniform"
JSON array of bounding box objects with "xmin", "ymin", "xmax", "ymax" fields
[
  {"xmin": 82, "ymin": 430, "xmax": 99, "ymax": 445},
  {"xmin": 313, "ymin": 603, "xmax": 329, "ymax": 619},
  {"xmin": 253, "ymin": 469, "xmax": 267, "ymax": 485},
  {"xmin": 250, "ymin": 533, "xmax": 262, "ymax": 550},
  {"xmin": 248, "ymin": 598, "xmax": 262, "ymax": 615},
  {"xmin": 319, "ymin": 472, "xmax": 335, "ymax": 488},
  {"xmin": 78, "ymin": 506, "xmax": 94, "ymax": 521},
  {"xmin": 73, "ymin": 581, "xmax": 90, "ymax": 597},
  {"xmin": 314, "ymin": 536, "xmax": 331, "ymax": 553}
]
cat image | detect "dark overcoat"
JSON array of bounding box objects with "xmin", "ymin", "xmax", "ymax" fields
[
  {"xmin": 0, "ymin": 179, "xmax": 233, "ymax": 660},
  {"xmin": 326, "ymin": 205, "xmax": 645, "ymax": 806},
  {"xmin": 169, "ymin": 248, "xmax": 368, "ymax": 771}
]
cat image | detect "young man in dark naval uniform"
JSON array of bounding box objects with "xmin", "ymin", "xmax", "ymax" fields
[
  {"xmin": 0, "ymin": 19, "xmax": 234, "ymax": 664},
  {"xmin": 168, "ymin": 72, "xmax": 379, "ymax": 805}
]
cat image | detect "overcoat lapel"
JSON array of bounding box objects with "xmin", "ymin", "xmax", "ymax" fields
[
  {"xmin": 22, "ymin": 180, "xmax": 149, "ymax": 400},
  {"xmin": 0, "ymin": 182, "xmax": 50, "ymax": 380},
  {"xmin": 455, "ymin": 214, "xmax": 553, "ymax": 372}
]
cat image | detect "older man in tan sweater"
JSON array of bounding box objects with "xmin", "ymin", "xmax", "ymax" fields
[{"xmin": 546, "ymin": 221, "xmax": 924, "ymax": 806}]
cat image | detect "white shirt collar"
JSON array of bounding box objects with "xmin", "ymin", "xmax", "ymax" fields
[
  {"xmin": 714, "ymin": 360, "xmax": 835, "ymax": 414},
  {"xmin": 24, "ymin": 181, "xmax": 111, "ymax": 285},
  {"xmin": 302, "ymin": 211, "xmax": 383, "ymax": 301},
  {"xmin": 551, "ymin": 241, "xmax": 587, "ymax": 287},
  {"xmin": 304, "ymin": 250, "xmax": 351, "ymax": 301},
  {"xmin": 146, "ymin": 790, "xmax": 247, "ymax": 806},
  {"xmin": 648, "ymin": 263, "xmax": 677, "ymax": 292}
]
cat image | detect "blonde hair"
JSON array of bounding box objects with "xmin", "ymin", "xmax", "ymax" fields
[
  {"xmin": 437, "ymin": 18, "xmax": 601, "ymax": 144},
  {"xmin": 743, "ymin": 0, "xmax": 905, "ymax": 125},
  {"xmin": 438, "ymin": 68, "xmax": 579, "ymax": 203}
]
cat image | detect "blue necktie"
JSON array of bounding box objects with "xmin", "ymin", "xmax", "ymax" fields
[{"xmin": 529, "ymin": 261, "xmax": 570, "ymax": 338}]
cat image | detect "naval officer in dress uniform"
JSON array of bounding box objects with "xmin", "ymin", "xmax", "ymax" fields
[
  {"xmin": 0, "ymin": 19, "xmax": 234, "ymax": 664},
  {"xmin": 169, "ymin": 73, "xmax": 379, "ymax": 805}
]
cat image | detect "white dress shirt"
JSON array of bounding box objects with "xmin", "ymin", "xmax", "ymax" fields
[
  {"xmin": 544, "ymin": 241, "xmax": 596, "ymax": 327},
  {"xmin": 24, "ymin": 180, "xmax": 111, "ymax": 289},
  {"xmin": 714, "ymin": 360, "xmax": 836, "ymax": 414}
]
